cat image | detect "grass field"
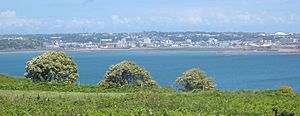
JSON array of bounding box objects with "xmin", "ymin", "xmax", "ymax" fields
[
  {"xmin": 0, "ymin": 74, "xmax": 174, "ymax": 93},
  {"xmin": 0, "ymin": 74, "xmax": 299, "ymax": 115}
]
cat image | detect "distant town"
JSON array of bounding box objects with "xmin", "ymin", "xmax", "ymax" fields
[{"xmin": 1, "ymin": 32, "xmax": 300, "ymax": 53}]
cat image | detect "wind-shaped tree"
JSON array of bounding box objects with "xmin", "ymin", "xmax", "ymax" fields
[
  {"xmin": 176, "ymin": 68, "xmax": 216, "ymax": 92},
  {"xmin": 99, "ymin": 60, "xmax": 157, "ymax": 88},
  {"xmin": 24, "ymin": 51, "xmax": 79, "ymax": 84}
]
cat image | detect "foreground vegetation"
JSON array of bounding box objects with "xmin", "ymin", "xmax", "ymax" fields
[
  {"xmin": 0, "ymin": 89, "xmax": 299, "ymax": 115},
  {"xmin": 0, "ymin": 74, "xmax": 299, "ymax": 115},
  {"xmin": 0, "ymin": 74, "xmax": 173, "ymax": 93}
]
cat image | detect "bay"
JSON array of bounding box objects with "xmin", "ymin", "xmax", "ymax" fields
[{"xmin": 0, "ymin": 51, "xmax": 300, "ymax": 91}]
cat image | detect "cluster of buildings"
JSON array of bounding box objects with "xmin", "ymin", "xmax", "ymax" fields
[
  {"xmin": 42, "ymin": 32, "xmax": 299, "ymax": 50},
  {"xmin": 0, "ymin": 37, "xmax": 25, "ymax": 40}
]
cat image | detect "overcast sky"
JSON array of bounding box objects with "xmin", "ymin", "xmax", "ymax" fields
[{"xmin": 0, "ymin": 0, "xmax": 300, "ymax": 34}]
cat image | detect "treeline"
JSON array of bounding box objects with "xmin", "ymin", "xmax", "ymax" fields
[
  {"xmin": 24, "ymin": 51, "xmax": 216, "ymax": 92},
  {"xmin": 23, "ymin": 51, "xmax": 295, "ymax": 93},
  {"xmin": 0, "ymin": 39, "xmax": 43, "ymax": 50}
]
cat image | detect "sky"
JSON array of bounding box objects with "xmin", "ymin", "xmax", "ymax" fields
[{"xmin": 0, "ymin": 0, "xmax": 300, "ymax": 34}]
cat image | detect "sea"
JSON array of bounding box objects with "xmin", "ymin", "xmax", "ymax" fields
[{"xmin": 0, "ymin": 50, "xmax": 300, "ymax": 91}]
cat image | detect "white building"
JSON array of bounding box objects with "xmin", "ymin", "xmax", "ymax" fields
[
  {"xmin": 185, "ymin": 39, "xmax": 192, "ymax": 43},
  {"xmin": 274, "ymin": 32, "xmax": 288, "ymax": 36},
  {"xmin": 143, "ymin": 37, "xmax": 151, "ymax": 44},
  {"xmin": 208, "ymin": 38, "xmax": 218, "ymax": 44},
  {"xmin": 163, "ymin": 40, "xmax": 173, "ymax": 44}
]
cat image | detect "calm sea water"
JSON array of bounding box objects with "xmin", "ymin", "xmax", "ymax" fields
[{"xmin": 0, "ymin": 51, "xmax": 300, "ymax": 91}]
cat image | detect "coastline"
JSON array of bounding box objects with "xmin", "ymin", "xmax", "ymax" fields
[{"xmin": 0, "ymin": 47, "xmax": 299, "ymax": 55}]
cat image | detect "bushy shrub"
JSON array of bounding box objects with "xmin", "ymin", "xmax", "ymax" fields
[
  {"xmin": 272, "ymin": 106, "xmax": 294, "ymax": 116},
  {"xmin": 99, "ymin": 60, "xmax": 157, "ymax": 88},
  {"xmin": 24, "ymin": 51, "xmax": 79, "ymax": 84},
  {"xmin": 279, "ymin": 86, "xmax": 293, "ymax": 94},
  {"xmin": 176, "ymin": 68, "xmax": 216, "ymax": 92}
]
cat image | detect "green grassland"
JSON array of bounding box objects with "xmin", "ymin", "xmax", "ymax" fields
[
  {"xmin": 0, "ymin": 74, "xmax": 299, "ymax": 115},
  {"xmin": 0, "ymin": 74, "xmax": 174, "ymax": 93}
]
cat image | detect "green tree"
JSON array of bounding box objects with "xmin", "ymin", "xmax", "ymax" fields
[
  {"xmin": 99, "ymin": 60, "xmax": 157, "ymax": 88},
  {"xmin": 24, "ymin": 51, "xmax": 79, "ymax": 83},
  {"xmin": 176, "ymin": 68, "xmax": 216, "ymax": 92}
]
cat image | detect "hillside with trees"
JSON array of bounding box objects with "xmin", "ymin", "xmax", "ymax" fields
[{"xmin": 0, "ymin": 39, "xmax": 42, "ymax": 50}]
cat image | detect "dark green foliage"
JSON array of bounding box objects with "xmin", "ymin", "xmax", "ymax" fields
[
  {"xmin": 279, "ymin": 86, "xmax": 293, "ymax": 94},
  {"xmin": 24, "ymin": 51, "xmax": 79, "ymax": 83},
  {"xmin": 0, "ymin": 39, "xmax": 42, "ymax": 50},
  {"xmin": 99, "ymin": 60, "xmax": 158, "ymax": 88},
  {"xmin": 176, "ymin": 68, "xmax": 216, "ymax": 92},
  {"xmin": 272, "ymin": 106, "xmax": 294, "ymax": 116}
]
